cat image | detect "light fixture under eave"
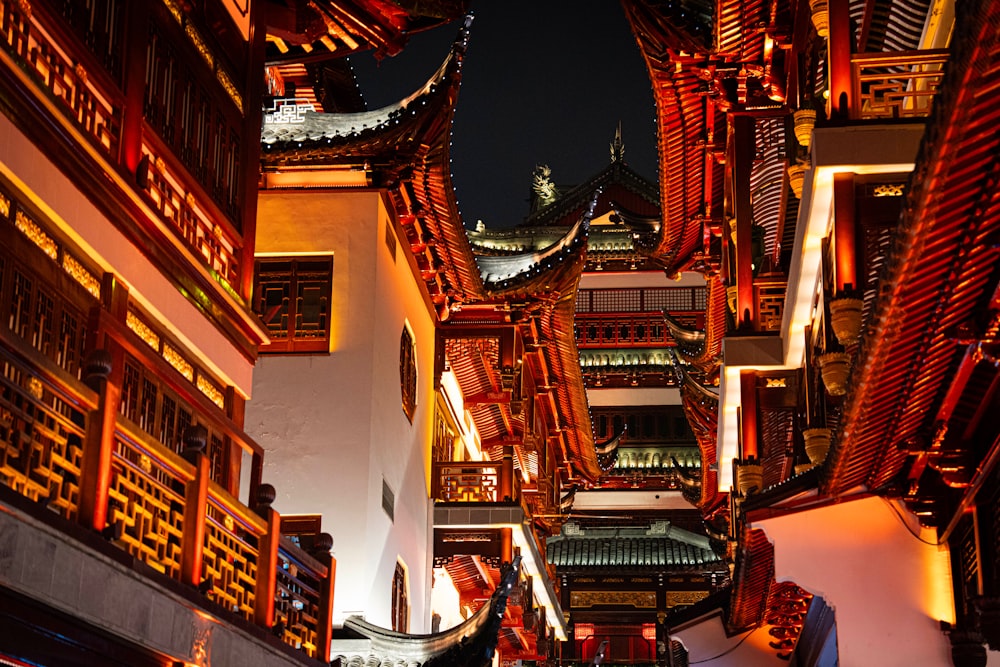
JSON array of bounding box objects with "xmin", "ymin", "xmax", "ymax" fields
[{"xmin": 262, "ymin": 167, "xmax": 372, "ymax": 189}]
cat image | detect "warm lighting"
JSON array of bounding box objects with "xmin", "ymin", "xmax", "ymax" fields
[
  {"xmin": 718, "ymin": 366, "xmax": 741, "ymax": 491},
  {"xmin": 447, "ymin": 518, "xmax": 568, "ymax": 641},
  {"xmin": 263, "ymin": 167, "xmax": 372, "ymax": 189},
  {"xmin": 781, "ymin": 158, "xmax": 914, "ymax": 369}
]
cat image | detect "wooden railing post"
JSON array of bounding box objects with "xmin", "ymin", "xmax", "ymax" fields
[
  {"xmin": 828, "ymin": 0, "xmax": 854, "ymax": 118},
  {"xmin": 78, "ymin": 348, "xmax": 119, "ymax": 532},
  {"xmin": 833, "ymin": 172, "xmax": 858, "ymax": 293},
  {"xmin": 253, "ymin": 483, "xmax": 281, "ymax": 629},
  {"xmin": 313, "ymin": 533, "xmax": 336, "ymax": 662},
  {"xmin": 501, "ymin": 446, "xmax": 514, "ymax": 565},
  {"xmin": 180, "ymin": 425, "xmax": 211, "ymax": 588},
  {"xmin": 501, "ymin": 446, "xmax": 515, "ymax": 502},
  {"xmin": 732, "ymin": 115, "xmax": 756, "ymax": 330}
]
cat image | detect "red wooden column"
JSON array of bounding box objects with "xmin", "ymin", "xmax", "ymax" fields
[
  {"xmin": 78, "ymin": 274, "xmax": 128, "ymax": 532},
  {"xmin": 118, "ymin": 2, "xmax": 149, "ymax": 173},
  {"xmin": 317, "ymin": 541, "xmax": 336, "ymax": 662},
  {"xmin": 732, "ymin": 115, "xmax": 757, "ymax": 329},
  {"xmin": 225, "ymin": 387, "xmax": 246, "ymax": 497},
  {"xmin": 78, "ymin": 347, "xmax": 120, "ymax": 532},
  {"xmin": 740, "ymin": 370, "xmax": 760, "ymax": 461},
  {"xmin": 828, "ymin": 0, "xmax": 854, "ymax": 118},
  {"xmin": 833, "ymin": 173, "xmax": 858, "ymax": 293},
  {"xmin": 253, "ymin": 483, "xmax": 281, "ymax": 628},
  {"xmin": 501, "ymin": 445, "xmax": 514, "ymax": 564},
  {"xmin": 180, "ymin": 426, "xmax": 211, "ymax": 588}
]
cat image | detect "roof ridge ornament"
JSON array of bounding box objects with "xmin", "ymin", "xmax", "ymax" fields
[
  {"xmin": 610, "ymin": 121, "xmax": 625, "ymax": 163},
  {"xmin": 532, "ymin": 164, "xmax": 560, "ymax": 207}
]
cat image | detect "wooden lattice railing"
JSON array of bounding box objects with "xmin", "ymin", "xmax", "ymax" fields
[
  {"xmin": 433, "ymin": 462, "xmax": 505, "ymax": 502},
  {"xmin": 0, "ymin": 334, "xmax": 335, "ymax": 659},
  {"xmin": 0, "ymin": 0, "xmax": 246, "ymax": 294},
  {"xmin": 575, "ymin": 311, "xmax": 705, "ymax": 348},
  {"xmin": 851, "ymin": 50, "xmax": 949, "ymax": 120}
]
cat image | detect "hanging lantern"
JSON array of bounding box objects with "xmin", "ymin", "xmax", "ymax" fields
[
  {"xmin": 793, "ymin": 109, "xmax": 817, "ymax": 148},
  {"xmin": 803, "ymin": 427, "xmax": 832, "ymax": 465},
  {"xmin": 810, "ymin": 0, "xmax": 829, "ymax": 37},
  {"xmin": 737, "ymin": 462, "xmax": 764, "ymax": 497},
  {"xmin": 787, "ymin": 161, "xmax": 807, "ymax": 199},
  {"xmin": 829, "ymin": 297, "xmax": 864, "ymax": 345},
  {"xmin": 818, "ymin": 352, "xmax": 852, "ymax": 396}
]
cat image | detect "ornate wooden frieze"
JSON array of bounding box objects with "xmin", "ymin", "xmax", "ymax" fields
[
  {"xmin": 666, "ymin": 590, "xmax": 709, "ymax": 607},
  {"xmin": 570, "ymin": 590, "xmax": 657, "ymax": 609},
  {"xmin": 434, "ymin": 528, "xmax": 502, "ymax": 562}
]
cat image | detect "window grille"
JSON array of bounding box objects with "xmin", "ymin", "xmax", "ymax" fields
[
  {"xmin": 382, "ymin": 478, "xmax": 395, "ymax": 521},
  {"xmin": 577, "ymin": 287, "xmax": 707, "ymax": 313},
  {"xmin": 384, "ymin": 221, "xmax": 397, "ymax": 262},
  {"xmin": 391, "ymin": 561, "xmax": 408, "ymax": 632},
  {"xmin": 253, "ymin": 256, "xmax": 332, "ymax": 354},
  {"xmin": 400, "ymin": 327, "xmax": 417, "ymax": 421}
]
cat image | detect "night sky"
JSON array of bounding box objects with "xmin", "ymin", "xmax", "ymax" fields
[{"xmin": 350, "ymin": 2, "xmax": 659, "ymax": 228}]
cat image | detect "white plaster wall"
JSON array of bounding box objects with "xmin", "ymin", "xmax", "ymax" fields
[
  {"xmin": 249, "ymin": 191, "xmax": 435, "ymax": 632},
  {"xmin": 756, "ymin": 495, "xmax": 955, "ymax": 667},
  {"xmin": 0, "ymin": 114, "xmax": 255, "ymax": 395},
  {"xmin": 673, "ymin": 613, "xmax": 784, "ymax": 666}
]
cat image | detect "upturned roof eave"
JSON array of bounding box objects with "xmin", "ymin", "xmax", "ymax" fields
[
  {"xmin": 521, "ymin": 161, "xmax": 660, "ymax": 228},
  {"xmin": 820, "ymin": 0, "xmax": 1000, "ymax": 497}
]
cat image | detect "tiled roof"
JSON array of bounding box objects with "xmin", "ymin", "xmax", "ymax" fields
[
  {"xmin": 822, "ymin": 0, "xmax": 1000, "ymax": 499},
  {"xmin": 547, "ymin": 523, "xmax": 723, "ymax": 569}
]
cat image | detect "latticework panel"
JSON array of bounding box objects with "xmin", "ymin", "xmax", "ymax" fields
[
  {"xmin": 0, "ymin": 357, "xmax": 85, "ymax": 519},
  {"xmin": 203, "ymin": 497, "xmax": 260, "ymax": 619},
  {"xmin": 107, "ymin": 434, "xmax": 187, "ymax": 577}
]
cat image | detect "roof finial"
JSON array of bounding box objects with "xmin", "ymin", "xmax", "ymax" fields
[
  {"xmin": 532, "ymin": 164, "xmax": 560, "ymax": 208},
  {"xmin": 610, "ymin": 121, "xmax": 625, "ymax": 163}
]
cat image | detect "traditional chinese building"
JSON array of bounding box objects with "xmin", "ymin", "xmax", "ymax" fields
[
  {"xmin": 3, "ymin": 0, "xmax": 1000, "ymax": 665},
  {"xmin": 0, "ymin": 1, "xmax": 502, "ymax": 667},
  {"xmin": 616, "ymin": 0, "xmax": 1000, "ymax": 662},
  {"xmin": 250, "ymin": 12, "xmax": 609, "ymax": 664}
]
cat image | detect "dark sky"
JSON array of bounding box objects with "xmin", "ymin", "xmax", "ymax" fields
[{"xmin": 350, "ymin": 2, "xmax": 658, "ymax": 228}]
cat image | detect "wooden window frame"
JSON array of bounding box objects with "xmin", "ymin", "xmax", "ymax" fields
[
  {"xmin": 391, "ymin": 561, "xmax": 409, "ymax": 633},
  {"xmin": 400, "ymin": 325, "xmax": 417, "ymax": 421},
  {"xmin": 253, "ymin": 256, "xmax": 332, "ymax": 354}
]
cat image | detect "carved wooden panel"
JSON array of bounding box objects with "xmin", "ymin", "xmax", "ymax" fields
[
  {"xmin": 144, "ymin": 16, "xmax": 243, "ymax": 227},
  {"xmin": 275, "ymin": 540, "xmax": 324, "ymax": 657},
  {"xmin": 436, "ymin": 464, "xmax": 500, "ymax": 502},
  {"xmin": 570, "ymin": 590, "xmax": 657, "ymax": 609},
  {"xmin": 52, "ymin": 0, "xmax": 125, "ymax": 80},
  {"xmin": 852, "ymin": 52, "xmax": 948, "ymax": 120},
  {"xmin": 754, "ymin": 280, "xmax": 786, "ymax": 332},
  {"xmin": 0, "ymin": 355, "xmax": 85, "ymax": 520},
  {"xmin": 0, "ymin": 0, "xmax": 122, "ymax": 155},
  {"xmin": 203, "ymin": 497, "xmax": 258, "ymax": 619},
  {"xmin": 665, "ymin": 589, "xmax": 709, "ymax": 607},
  {"xmin": 107, "ymin": 433, "xmax": 187, "ymax": 578}
]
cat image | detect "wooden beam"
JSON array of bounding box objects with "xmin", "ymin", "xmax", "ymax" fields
[
  {"xmin": 828, "ymin": 0, "xmax": 854, "ymax": 118},
  {"xmin": 833, "ymin": 172, "xmax": 858, "ymax": 293},
  {"xmin": 740, "ymin": 370, "xmax": 760, "ymax": 460},
  {"xmin": 732, "ymin": 116, "xmax": 756, "ymax": 329}
]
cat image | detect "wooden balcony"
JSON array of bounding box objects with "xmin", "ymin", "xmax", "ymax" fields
[
  {"xmin": 0, "ymin": 0, "xmax": 251, "ymax": 296},
  {"xmin": 432, "ymin": 461, "xmax": 520, "ymax": 504},
  {"xmin": 0, "ymin": 332, "xmax": 334, "ymax": 660},
  {"xmin": 575, "ymin": 311, "xmax": 705, "ymax": 349},
  {"xmin": 851, "ymin": 50, "xmax": 949, "ymax": 120}
]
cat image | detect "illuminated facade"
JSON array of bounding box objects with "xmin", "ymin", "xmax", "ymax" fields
[
  {"xmin": 617, "ymin": 0, "xmax": 1000, "ymax": 663},
  {"xmin": 2, "ymin": 0, "xmax": 1000, "ymax": 665}
]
